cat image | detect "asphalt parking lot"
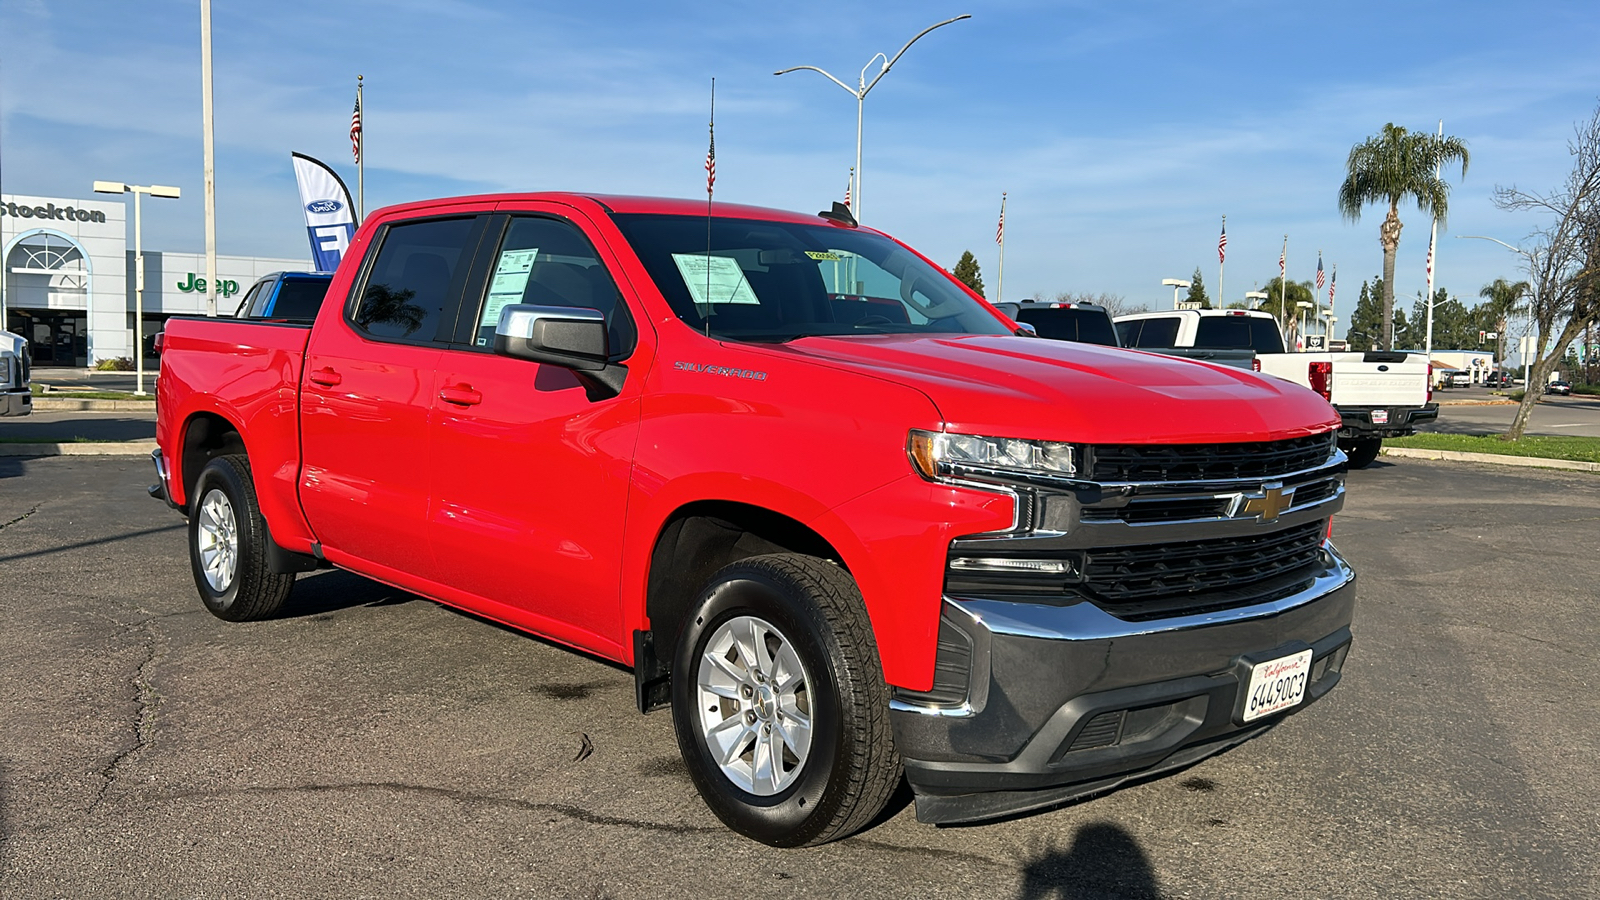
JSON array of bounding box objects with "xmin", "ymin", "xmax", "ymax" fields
[{"xmin": 2, "ymin": 456, "xmax": 1597, "ymax": 899}]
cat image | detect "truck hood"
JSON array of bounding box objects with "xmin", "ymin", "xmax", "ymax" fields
[{"xmin": 758, "ymin": 334, "xmax": 1340, "ymax": 444}]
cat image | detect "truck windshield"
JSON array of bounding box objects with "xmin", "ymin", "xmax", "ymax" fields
[
  {"xmin": 609, "ymin": 213, "xmax": 1011, "ymax": 341},
  {"xmin": 1194, "ymin": 316, "xmax": 1287, "ymax": 353}
]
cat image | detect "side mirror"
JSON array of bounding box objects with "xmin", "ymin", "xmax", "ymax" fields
[
  {"xmin": 1015, "ymin": 321, "xmax": 1038, "ymax": 336},
  {"xmin": 493, "ymin": 304, "xmax": 627, "ymax": 400},
  {"xmin": 494, "ymin": 304, "xmax": 608, "ymax": 370}
]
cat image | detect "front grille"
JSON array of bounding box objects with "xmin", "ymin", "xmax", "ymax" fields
[
  {"xmin": 946, "ymin": 519, "xmax": 1329, "ymax": 619},
  {"xmin": 1080, "ymin": 520, "xmax": 1326, "ymax": 619},
  {"xmin": 1089, "ymin": 433, "xmax": 1336, "ymax": 483}
]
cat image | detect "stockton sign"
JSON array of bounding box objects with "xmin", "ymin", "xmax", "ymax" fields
[
  {"xmin": 176, "ymin": 273, "xmax": 242, "ymax": 298},
  {"xmin": 1, "ymin": 201, "xmax": 108, "ymax": 223}
]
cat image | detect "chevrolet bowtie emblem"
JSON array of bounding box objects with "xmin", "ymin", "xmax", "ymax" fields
[{"xmin": 1228, "ymin": 483, "xmax": 1295, "ymax": 523}]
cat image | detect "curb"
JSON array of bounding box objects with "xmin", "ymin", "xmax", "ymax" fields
[
  {"xmin": 0, "ymin": 441, "xmax": 157, "ymax": 458},
  {"xmin": 30, "ymin": 398, "xmax": 157, "ymax": 411},
  {"xmin": 1382, "ymin": 446, "xmax": 1600, "ymax": 473}
]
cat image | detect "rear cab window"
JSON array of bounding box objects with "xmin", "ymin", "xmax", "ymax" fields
[
  {"xmin": 1193, "ymin": 316, "xmax": 1286, "ymax": 353},
  {"xmin": 350, "ymin": 217, "xmax": 480, "ymax": 344}
]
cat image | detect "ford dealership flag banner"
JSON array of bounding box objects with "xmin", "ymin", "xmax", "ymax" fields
[{"xmin": 291, "ymin": 152, "xmax": 358, "ymax": 273}]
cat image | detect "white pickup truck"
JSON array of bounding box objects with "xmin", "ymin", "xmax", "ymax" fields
[
  {"xmin": 1, "ymin": 330, "xmax": 31, "ymax": 417},
  {"xmin": 1115, "ymin": 309, "xmax": 1436, "ymax": 467}
]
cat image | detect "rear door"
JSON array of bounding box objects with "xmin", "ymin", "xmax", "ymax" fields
[
  {"xmin": 299, "ymin": 211, "xmax": 489, "ymax": 578},
  {"xmin": 424, "ymin": 207, "xmax": 646, "ymax": 653}
]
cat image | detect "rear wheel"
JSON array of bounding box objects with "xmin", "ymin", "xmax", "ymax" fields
[
  {"xmin": 1343, "ymin": 438, "xmax": 1382, "ymax": 469},
  {"xmin": 671, "ymin": 553, "xmax": 900, "ymax": 847},
  {"xmin": 188, "ymin": 454, "xmax": 295, "ymax": 621}
]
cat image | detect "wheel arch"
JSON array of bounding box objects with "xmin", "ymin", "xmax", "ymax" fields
[{"xmin": 176, "ymin": 411, "xmax": 247, "ymax": 511}]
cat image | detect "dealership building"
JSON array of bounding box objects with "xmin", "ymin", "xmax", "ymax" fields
[{"xmin": 2, "ymin": 192, "xmax": 309, "ymax": 367}]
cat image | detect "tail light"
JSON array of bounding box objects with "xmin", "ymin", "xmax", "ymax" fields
[
  {"xmin": 153, "ymin": 332, "xmax": 165, "ymax": 354},
  {"xmin": 1251, "ymin": 358, "xmax": 1261, "ymax": 372},
  {"xmin": 1308, "ymin": 361, "xmax": 1332, "ymax": 400},
  {"xmin": 1426, "ymin": 363, "xmax": 1433, "ymax": 402}
]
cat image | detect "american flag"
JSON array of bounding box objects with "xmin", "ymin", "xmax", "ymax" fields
[
  {"xmin": 995, "ymin": 196, "xmax": 1005, "ymax": 245},
  {"xmin": 1217, "ymin": 221, "xmax": 1227, "ymax": 264},
  {"xmin": 844, "ymin": 175, "xmax": 851, "ymax": 208},
  {"xmin": 1426, "ymin": 232, "xmax": 1435, "ymax": 280},
  {"xmin": 1316, "ymin": 254, "xmax": 1325, "ymax": 291},
  {"xmin": 1329, "ymin": 267, "xmax": 1336, "ymax": 303},
  {"xmin": 350, "ymin": 95, "xmax": 362, "ymax": 164},
  {"xmin": 705, "ymin": 130, "xmax": 716, "ymax": 197},
  {"xmin": 1279, "ymin": 241, "xmax": 1286, "ymax": 279}
]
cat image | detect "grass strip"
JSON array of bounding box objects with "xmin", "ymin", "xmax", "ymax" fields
[{"xmin": 1387, "ymin": 432, "xmax": 1600, "ymax": 464}]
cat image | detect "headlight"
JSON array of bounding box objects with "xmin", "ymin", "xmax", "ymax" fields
[{"xmin": 908, "ymin": 429, "xmax": 1079, "ymax": 481}]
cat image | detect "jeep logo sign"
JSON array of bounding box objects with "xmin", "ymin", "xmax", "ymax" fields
[
  {"xmin": 305, "ymin": 199, "xmax": 343, "ymax": 214},
  {"xmin": 176, "ymin": 272, "xmax": 241, "ymax": 298}
]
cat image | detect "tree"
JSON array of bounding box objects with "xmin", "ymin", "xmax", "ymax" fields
[
  {"xmin": 1185, "ymin": 268, "xmax": 1211, "ymax": 308},
  {"xmin": 1489, "ymin": 103, "xmax": 1600, "ymax": 439},
  {"xmin": 1337, "ymin": 123, "xmax": 1470, "ymax": 350},
  {"xmin": 1479, "ymin": 278, "xmax": 1530, "ymax": 371},
  {"xmin": 953, "ymin": 251, "xmax": 985, "ymax": 297},
  {"xmin": 1036, "ymin": 291, "xmax": 1149, "ymax": 318},
  {"xmin": 1345, "ymin": 278, "xmax": 1385, "ymax": 350},
  {"xmin": 1402, "ymin": 289, "xmax": 1472, "ymax": 350},
  {"xmin": 1258, "ymin": 277, "xmax": 1315, "ymax": 343}
]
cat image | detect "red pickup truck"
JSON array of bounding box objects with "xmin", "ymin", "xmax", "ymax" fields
[{"xmin": 153, "ymin": 193, "xmax": 1356, "ymax": 846}]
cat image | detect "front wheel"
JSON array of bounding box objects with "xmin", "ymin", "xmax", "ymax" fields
[
  {"xmin": 188, "ymin": 454, "xmax": 295, "ymax": 621},
  {"xmin": 1342, "ymin": 438, "xmax": 1382, "ymax": 469},
  {"xmin": 671, "ymin": 553, "xmax": 901, "ymax": 847}
]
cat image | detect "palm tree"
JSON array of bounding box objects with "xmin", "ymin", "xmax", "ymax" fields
[
  {"xmin": 1479, "ymin": 278, "xmax": 1530, "ymax": 372},
  {"xmin": 1337, "ymin": 123, "xmax": 1470, "ymax": 349}
]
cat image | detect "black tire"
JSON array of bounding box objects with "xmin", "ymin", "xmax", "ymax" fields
[
  {"xmin": 1344, "ymin": 438, "xmax": 1382, "ymax": 469},
  {"xmin": 187, "ymin": 454, "xmax": 295, "ymax": 621},
  {"xmin": 670, "ymin": 553, "xmax": 900, "ymax": 847}
]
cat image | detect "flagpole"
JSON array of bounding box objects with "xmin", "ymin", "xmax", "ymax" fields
[
  {"xmin": 1279, "ymin": 234, "xmax": 1288, "ymax": 334},
  {"xmin": 1424, "ymin": 118, "xmax": 1441, "ymax": 361},
  {"xmin": 996, "ymin": 192, "xmax": 1006, "ymax": 304},
  {"xmin": 1218, "ymin": 215, "xmax": 1226, "ymax": 308},
  {"xmin": 201, "ymin": 0, "xmax": 217, "ymax": 316},
  {"xmin": 357, "ymin": 75, "xmax": 365, "ymax": 221},
  {"xmin": 705, "ymin": 77, "xmax": 715, "ymax": 336}
]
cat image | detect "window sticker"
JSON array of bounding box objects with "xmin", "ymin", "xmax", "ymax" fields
[
  {"xmin": 480, "ymin": 247, "xmax": 539, "ymax": 330},
  {"xmin": 804, "ymin": 250, "xmax": 841, "ymax": 261},
  {"xmin": 672, "ymin": 253, "xmax": 759, "ymax": 308}
]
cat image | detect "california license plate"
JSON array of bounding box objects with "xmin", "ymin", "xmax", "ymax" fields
[
  {"xmin": 1241, "ymin": 649, "xmax": 1313, "ymax": 722},
  {"xmin": 1371, "ymin": 409, "xmax": 1389, "ymax": 424}
]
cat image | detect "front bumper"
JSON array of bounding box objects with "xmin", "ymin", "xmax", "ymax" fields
[
  {"xmin": 1336, "ymin": 403, "xmax": 1437, "ymax": 440},
  {"xmin": 1, "ymin": 389, "xmax": 30, "ymax": 417},
  {"xmin": 891, "ymin": 544, "xmax": 1355, "ymax": 824}
]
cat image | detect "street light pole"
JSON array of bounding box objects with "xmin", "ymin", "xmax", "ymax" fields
[
  {"xmin": 1161, "ymin": 278, "xmax": 1191, "ymax": 309},
  {"xmin": 775, "ymin": 14, "xmax": 970, "ymax": 224},
  {"xmin": 1458, "ymin": 233, "xmax": 1541, "ymax": 384},
  {"xmin": 94, "ymin": 181, "xmax": 181, "ymax": 396}
]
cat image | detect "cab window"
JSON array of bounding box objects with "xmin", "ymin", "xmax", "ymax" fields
[
  {"xmin": 352, "ymin": 217, "xmax": 477, "ymax": 343},
  {"xmin": 465, "ymin": 216, "xmax": 637, "ymax": 360}
]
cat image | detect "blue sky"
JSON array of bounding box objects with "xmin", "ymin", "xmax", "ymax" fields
[{"xmin": 4, "ymin": 0, "xmax": 1599, "ymax": 323}]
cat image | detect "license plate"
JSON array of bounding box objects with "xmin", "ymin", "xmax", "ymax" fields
[
  {"xmin": 1241, "ymin": 649, "xmax": 1313, "ymax": 722},
  {"xmin": 1371, "ymin": 409, "xmax": 1389, "ymax": 424}
]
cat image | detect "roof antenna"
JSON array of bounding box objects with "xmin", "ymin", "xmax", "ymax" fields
[
  {"xmin": 818, "ymin": 201, "xmax": 857, "ymax": 228},
  {"xmin": 704, "ymin": 78, "xmax": 716, "ymax": 337}
]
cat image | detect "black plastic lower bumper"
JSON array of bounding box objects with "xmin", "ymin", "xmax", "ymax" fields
[
  {"xmin": 891, "ymin": 547, "xmax": 1356, "ymax": 825},
  {"xmin": 1336, "ymin": 403, "xmax": 1437, "ymax": 440}
]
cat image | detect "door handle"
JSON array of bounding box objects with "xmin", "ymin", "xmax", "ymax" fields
[
  {"xmin": 438, "ymin": 384, "xmax": 483, "ymax": 406},
  {"xmin": 308, "ymin": 367, "xmax": 342, "ymax": 387}
]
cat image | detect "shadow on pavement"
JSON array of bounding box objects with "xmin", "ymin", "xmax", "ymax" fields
[
  {"xmin": 278, "ymin": 568, "xmax": 418, "ymax": 618},
  {"xmin": 1015, "ymin": 821, "xmax": 1163, "ymax": 900}
]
